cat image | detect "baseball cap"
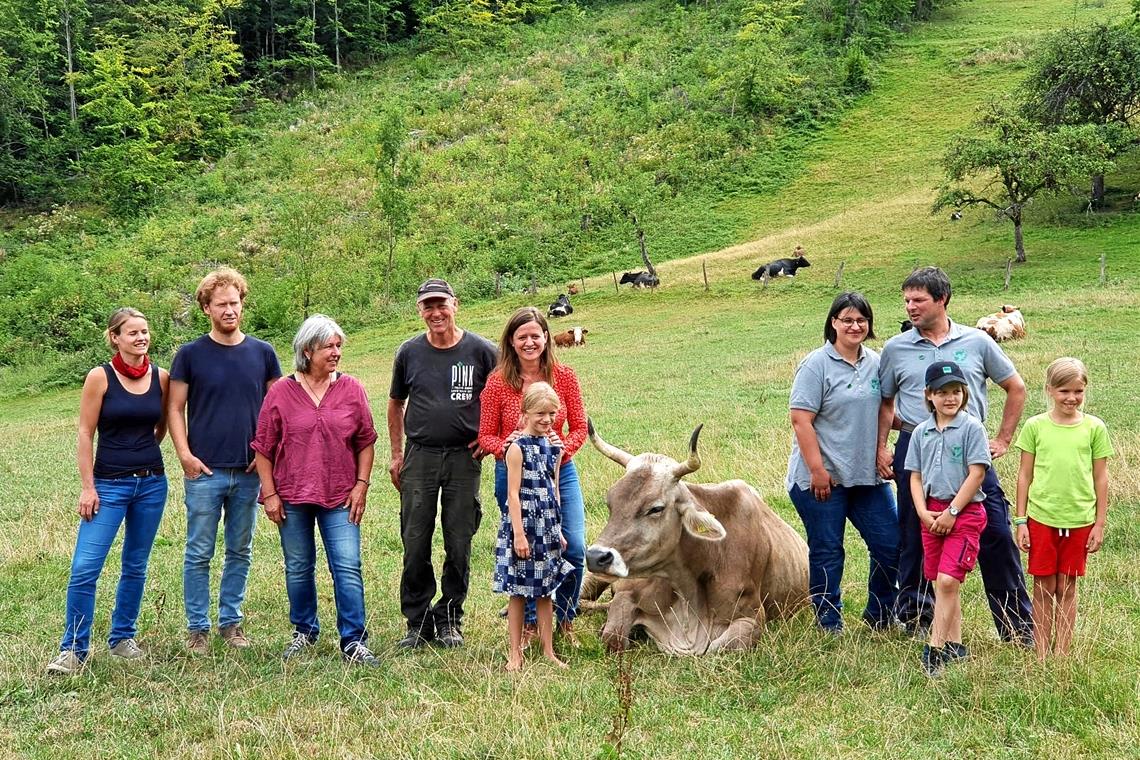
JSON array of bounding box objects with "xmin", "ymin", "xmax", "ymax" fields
[
  {"xmin": 416, "ymin": 278, "xmax": 455, "ymax": 304},
  {"xmin": 925, "ymin": 361, "xmax": 966, "ymax": 390}
]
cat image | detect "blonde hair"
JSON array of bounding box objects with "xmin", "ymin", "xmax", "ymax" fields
[
  {"xmin": 522, "ymin": 381, "xmax": 560, "ymax": 413},
  {"xmin": 104, "ymin": 307, "xmax": 147, "ymax": 348},
  {"xmin": 195, "ymin": 266, "xmax": 249, "ymax": 309},
  {"xmin": 924, "ymin": 382, "xmax": 970, "ymax": 414},
  {"xmin": 1045, "ymin": 357, "xmax": 1088, "ymax": 408}
]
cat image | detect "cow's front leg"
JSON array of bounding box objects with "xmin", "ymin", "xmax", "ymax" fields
[
  {"xmin": 706, "ymin": 614, "xmax": 764, "ymax": 653},
  {"xmin": 600, "ymin": 591, "xmax": 640, "ymax": 652}
]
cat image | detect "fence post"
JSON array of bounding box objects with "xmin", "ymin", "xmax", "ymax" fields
[
  {"xmin": 581, "ymin": 276, "xmax": 586, "ymax": 294},
  {"xmin": 530, "ymin": 274, "xmax": 537, "ymax": 296},
  {"xmin": 1004, "ymin": 258, "xmax": 1013, "ymax": 291},
  {"xmin": 495, "ymin": 271, "xmax": 501, "ymax": 298},
  {"xmin": 1099, "ymin": 253, "xmax": 1107, "ymax": 286},
  {"xmin": 702, "ymin": 260, "xmax": 709, "ymax": 292},
  {"xmin": 834, "ymin": 261, "xmax": 845, "ymax": 288},
  {"xmin": 612, "ymin": 271, "xmax": 619, "ymax": 293}
]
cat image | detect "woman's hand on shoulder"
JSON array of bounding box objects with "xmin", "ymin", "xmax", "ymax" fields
[
  {"xmin": 78, "ymin": 486, "xmax": 99, "ymax": 521},
  {"xmin": 546, "ymin": 431, "xmax": 564, "ymax": 449}
]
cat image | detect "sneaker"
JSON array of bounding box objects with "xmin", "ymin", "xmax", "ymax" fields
[
  {"xmin": 186, "ymin": 630, "xmax": 209, "ymax": 655},
  {"xmin": 435, "ymin": 626, "xmax": 464, "ymax": 648},
  {"xmin": 109, "ymin": 638, "xmax": 145, "ymax": 660},
  {"xmin": 943, "ymin": 641, "xmax": 970, "ymax": 664},
  {"xmin": 396, "ymin": 629, "xmax": 432, "ymax": 649},
  {"xmin": 921, "ymin": 644, "xmax": 944, "ymax": 677},
  {"xmin": 219, "ymin": 624, "xmax": 251, "ymax": 649},
  {"xmin": 342, "ymin": 641, "xmax": 381, "ymax": 667},
  {"xmin": 46, "ymin": 650, "xmax": 84, "ymax": 675},
  {"xmin": 282, "ymin": 631, "xmax": 316, "ymax": 661}
]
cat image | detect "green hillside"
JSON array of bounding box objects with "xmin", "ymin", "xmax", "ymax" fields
[{"xmin": 1, "ymin": 0, "xmax": 1139, "ymax": 757}]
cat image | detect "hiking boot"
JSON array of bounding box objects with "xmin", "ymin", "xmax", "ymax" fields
[
  {"xmin": 109, "ymin": 638, "xmax": 145, "ymax": 660},
  {"xmin": 342, "ymin": 641, "xmax": 381, "ymax": 667},
  {"xmin": 282, "ymin": 631, "xmax": 316, "ymax": 661},
  {"xmin": 943, "ymin": 641, "xmax": 970, "ymax": 664},
  {"xmin": 396, "ymin": 629, "xmax": 432, "ymax": 649},
  {"xmin": 186, "ymin": 630, "xmax": 209, "ymax": 655},
  {"xmin": 435, "ymin": 625, "xmax": 464, "ymax": 648},
  {"xmin": 921, "ymin": 644, "xmax": 944, "ymax": 677},
  {"xmin": 46, "ymin": 650, "xmax": 84, "ymax": 675},
  {"xmin": 219, "ymin": 624, "xmax": 251, "ymax": 649}
]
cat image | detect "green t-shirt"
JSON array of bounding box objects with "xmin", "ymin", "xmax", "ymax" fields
[{"xmin": 1015, "ymin": 413, "xmax": 1114, "ymax": 528}]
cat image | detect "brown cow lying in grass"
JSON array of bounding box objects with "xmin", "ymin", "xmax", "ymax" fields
[
  {"xmin": 975, "ymin": 304, "xmax": 1026, "ymax": 342},
  {"xmin": 553, "ymin": 327, "xmax": 588, "ymax": 347},
  {"xmin": 582, "ymin": 421, "xmax": 809, "ymax": 654}
]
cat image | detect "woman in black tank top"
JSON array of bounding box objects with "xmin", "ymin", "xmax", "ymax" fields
[{"xmin": 46, "ymin": 308, "xmax": 171, "ymax": 675}]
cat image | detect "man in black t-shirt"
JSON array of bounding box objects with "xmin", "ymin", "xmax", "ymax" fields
[
  {"xmin": 169, "ymin": 268, "xmax": 282, "ymax": 654},
  {"xmin": 388, "ymin": 279, "xmax": 498, "ymax": 648}
]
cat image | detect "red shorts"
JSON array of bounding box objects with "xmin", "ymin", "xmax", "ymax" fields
[
  {"xmin": 921, "ymin": 498, "xmax": 987, "ymax": 583},
  {"xmin": 1027, "ymin": 518, "xmax": 1092, "ymax": 577}
]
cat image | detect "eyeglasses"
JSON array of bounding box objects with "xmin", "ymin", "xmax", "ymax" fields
[{"xmin": 834, "ymin": 317, "xmax": 869, "ymax": 327}]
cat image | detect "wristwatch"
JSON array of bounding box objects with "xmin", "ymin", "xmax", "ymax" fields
[{"xmin": 948, "ymin": 505, "xmax": 962, "ymax": 517}]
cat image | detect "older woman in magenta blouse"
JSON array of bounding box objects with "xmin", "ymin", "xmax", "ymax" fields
[
  {"xmin": 479, "ymin": 306, "xmax": 588, "ymax": 641},
  {"xmin": 252, "ymin": 314, "xmax": 379, "ymax": 666},
  {"xmin": 787, "ymin": 291, "xmax": 899, "ymax": 634}
]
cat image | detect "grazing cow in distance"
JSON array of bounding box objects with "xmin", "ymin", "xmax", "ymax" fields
[
  {"xmin": 548, "ymin": 293, "xmax": 573, "ymax": 318},
  {"xmin": 553, "ymin": 327, "xmax": 588, "ymax": 347},
  {"xmin": 752, "ymin": 253, "xmax": 811, "ymax": 280},
  {"xmin": 950, "ymin": 210, "xmax": 963, "ymax": 221},
  {"xmin": 582, "ymin": 420, "xmax": 809, "ymax": 654},
  {"xmin": 975, "ymin": 305, "xmax": 1026, "ymax": 342},
  {"xmin": 567, "ymin": 283, "xmax": 580, "ymax": 295},
  {"xmin": 619, "ymin": 271, "xmax": 659, "ymax": 288},
  {"xmin": 900, "ymin": 319, "xmax": 913, "ymax": 333}
]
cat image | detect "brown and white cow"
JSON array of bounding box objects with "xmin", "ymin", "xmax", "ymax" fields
[
  {"xmin": 553, "ymin": 326, "xmax": 588, "ymax": 347},
  {"xmin": 975, "ymin": 304, "xmax": 1026, "ymax": 342},
  {"xmin": 583, "ymin": 421, "xmax": 808, "ymax": 654}
]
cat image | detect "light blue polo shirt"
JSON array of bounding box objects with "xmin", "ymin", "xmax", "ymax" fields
[
  {"xmin": 879, "ymin": 319, "xmax": 1017, "ymax": 427},
  {"xmin": 903, "ymin": 411, "xmax": 991, "ymax": 502},
  {"xmin": 786, "ymin": 342, "xmax": 884, "ymax": 491}
]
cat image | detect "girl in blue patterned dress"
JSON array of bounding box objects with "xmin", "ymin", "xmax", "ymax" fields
[{"xmin": 493, "ymin": 382, "xmax": 572, "ymax": 671}]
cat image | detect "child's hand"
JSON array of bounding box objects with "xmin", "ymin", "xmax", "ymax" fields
[
  {"xmin": 513, "ymin": 532, "xmax": 531, "ymax": 560},
  {"xmin": 931, "ymin": 510, "xmax": 957, "ymax": 536},
  {"xmin": 559, "ymin": 532, "xmax": 567, "ymax": 552},
  {"xmin": 1015, "ymin": 523, "xmax": 1030, "ymax": 552},
  {"xmin": 918, "ymin": 510, "xmax": 936, "ymax": 532},
  {"xmin": 1087, "ymin": 522, "xmax": 1105, "ymax": 553}
]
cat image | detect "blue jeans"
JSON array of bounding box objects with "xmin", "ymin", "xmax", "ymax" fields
[
  {"xmin": 60, "ymin": 475, "xmax": 168, "ymax": 656},
  {"xmin": 277, "ymin": 502, "xmax": 367, "ymax": 651},
  {"xmin": 495, "ymin": 458, "xmax": 586, "ymax": 624},
  {"xmin": 789, "ymin": 483, "xmax": 899, "ymax": 631},
  {"xmin": 183, "ymin": 468, "xmax": 260, "ymax": 631}
]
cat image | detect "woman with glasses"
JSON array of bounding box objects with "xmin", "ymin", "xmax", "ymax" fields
[{"xmin": 786, "ymin": 291, "xmax": 899, "ymax": 635}]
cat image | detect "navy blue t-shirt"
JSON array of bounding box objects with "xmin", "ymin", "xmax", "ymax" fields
[{"xmin": 170, "ymin": 334, "xmax": 282, "ymax": 468}]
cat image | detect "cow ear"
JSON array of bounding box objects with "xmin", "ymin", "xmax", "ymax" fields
[{"xmin": 681, "ymin": 505, "xmax": 726, "ymax": 542}]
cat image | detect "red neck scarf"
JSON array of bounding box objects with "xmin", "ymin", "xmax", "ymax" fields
[{"xmin": 112, "ymin": 352, "xmax": 150, "ymax": 379}]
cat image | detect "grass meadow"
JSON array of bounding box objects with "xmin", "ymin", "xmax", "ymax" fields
[{"xmin": 3, "ymin": 1, "xmax": 1140, "ymax": 758}]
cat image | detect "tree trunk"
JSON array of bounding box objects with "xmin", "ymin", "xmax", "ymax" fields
[
  {"xmin": 62, "ymin": 5, "xmax": 77, "ymax": 123},
  {"xmin": 1013, "ymin": 217, "xmax": 1026, "ymax": 263},
  {"xmin": 310, "ymin": 0, "xmax": 317, "ymax": 89},
  {"xmin": 333, "ymin": 0, "xmax": 341, "ymax": 73},
  {"xmin": 1091, "ymin": 174, "xmax": 1105, "ymax": 208}
]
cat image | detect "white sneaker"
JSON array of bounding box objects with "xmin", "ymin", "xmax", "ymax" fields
[
  {"xmin": 109, "ymin": 638, "xmax": 145, "ymax": 660},
  {"xmin": 46, "ymin": 650, "xmax": 84, "ymax": 675}
]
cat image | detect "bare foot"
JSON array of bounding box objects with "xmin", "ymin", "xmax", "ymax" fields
[
  {"xmin": 506, "ymin": 656, "xmax": 523, "ymax": 672},
  {"xmin": 543, "ymin": 650, "xmax": 569, "ymax": 669}
]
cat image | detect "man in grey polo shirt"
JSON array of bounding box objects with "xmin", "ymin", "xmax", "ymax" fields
[{"xmin": 877, "ymin": 266, "xmax": 1032, "ymax": 645}]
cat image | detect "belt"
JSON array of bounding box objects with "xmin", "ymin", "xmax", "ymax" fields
[
  {"xmin": 408, "ymin": 442, "xmax": 470, "ymax": 453},
  {"xmin": 101, "ymin": 467, "xmax": 165, "ymax": 478},
  {"xmin": 899, "ymin": 422, "xmax": 916, "ymax": 434}
]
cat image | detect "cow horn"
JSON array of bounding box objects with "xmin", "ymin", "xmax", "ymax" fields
[
  {"xmin": 588, "ymin": 417, "xmax": 633, "ymax": 467},
  {"xmin": 672, "ymin": 424, "xmax": 703, "ymax": 479}
]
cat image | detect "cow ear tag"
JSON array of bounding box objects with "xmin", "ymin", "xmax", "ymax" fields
[{"xmin": 682, "ymin": 507, "xmax": 727, "ymax": 542}]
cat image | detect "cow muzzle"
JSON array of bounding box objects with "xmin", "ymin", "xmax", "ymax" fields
[{"xmin": 585, "ymin": 544, "xmax": 629, "ymax": 577}]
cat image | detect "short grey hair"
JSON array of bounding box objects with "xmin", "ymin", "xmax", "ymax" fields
[{"xmin": 293, "ymin": 314, "xmax": 347, "ymax": 373}]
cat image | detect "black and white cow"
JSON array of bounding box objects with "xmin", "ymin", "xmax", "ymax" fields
[
  {"xmin": 619, "ymin": 271, "xmax": 660, "ymax": 288},
  {"xmin": 548, "ymin": 293, "xmax": 573, "ymax": 318},
  {"xmin": 751, "ymin": 254, "xmax": 811, "ymax": 280}
]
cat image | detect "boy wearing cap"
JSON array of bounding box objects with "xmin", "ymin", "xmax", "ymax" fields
[
  {"xmin": 388, "ymin": 279, "xmax": 498, "ymax": 649},
  {"xmin": 904, "ymin": 361, "xmax": 991, "ymax": 676}
]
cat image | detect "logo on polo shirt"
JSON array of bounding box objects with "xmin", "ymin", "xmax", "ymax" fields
[
  {"xmin": 450, "ymin": 362, "xmax": 475, "ymax": 402},
  {"xmin": 950, "ymin": 444, "xmax": 963, "ymax": 463},
  {"xmin": 870, "ymin": 377, "xmax": 880, "ymax": 391},
  {"xmin": 954, "ymin": 350, "xmax": 967, "ymax": 363}
]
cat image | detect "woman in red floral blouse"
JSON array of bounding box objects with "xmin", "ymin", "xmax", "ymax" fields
[{"xmin": 479, "ymin": 306, "xmax": 588, "ymax": 641}]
